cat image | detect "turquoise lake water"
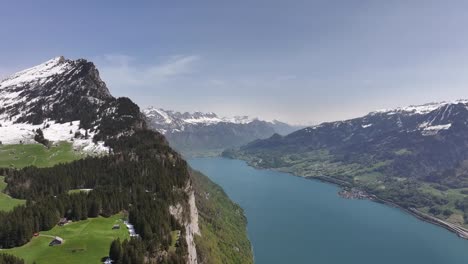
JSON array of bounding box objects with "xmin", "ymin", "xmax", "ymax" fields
[{"xmin": 189, "ymin": 157, "xmax": 468, "ymax": 264}]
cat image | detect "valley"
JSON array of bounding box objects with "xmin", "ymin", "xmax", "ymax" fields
[{"xmin": 144, "ymin": 107, "xmax": 300, "ymax": 156}]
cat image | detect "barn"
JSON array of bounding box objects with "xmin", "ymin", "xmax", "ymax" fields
[{"xmin": 49, "ymin": 236, "xmax": 64, "ymax": 246}]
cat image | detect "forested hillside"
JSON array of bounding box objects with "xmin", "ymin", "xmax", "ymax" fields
[
  {"xmin": 191, "ymin": 170, "xmax": 253, "ymax": 264},
  {"xmin": 1, "ymin": 130, "xmax": 191, "ymax": 263}
]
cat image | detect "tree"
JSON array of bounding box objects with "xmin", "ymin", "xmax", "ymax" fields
[
  {"xmin": 34, "ymin": 128, "xmax": 50, "ymax": 147},
  {"xmin": 109, "ymin": 238, "xmax": 122, "ymax": 262}
]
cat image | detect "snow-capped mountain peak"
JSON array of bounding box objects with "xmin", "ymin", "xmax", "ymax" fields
[
  {"xmin": 0, "ymin": 57, "xmax": 142, "ymax": 154},
  {"xmin": 0, "ymin": 56, "xmax": 112, "ymax": 124}
]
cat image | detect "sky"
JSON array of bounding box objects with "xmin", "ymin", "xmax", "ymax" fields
[{"xmin": 1, "ymin": 0, "xmax": 468, "ymax": 124}]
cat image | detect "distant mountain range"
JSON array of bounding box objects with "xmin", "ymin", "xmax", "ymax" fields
[
  {"xmin": 225, "ymin": 100, "xmax": 468, "ymax": 233},
  {"xmin": 143, "ymin": 107, "xmax": 301, "ymax": 155}
]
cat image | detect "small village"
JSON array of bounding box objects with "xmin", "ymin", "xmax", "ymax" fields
[{"xmin": 338, "ymin": 188, "xmax": 370, "ymax": 200}]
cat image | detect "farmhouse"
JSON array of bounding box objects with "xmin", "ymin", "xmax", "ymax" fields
[
  {"xmin": 112, "ymin": 224, "xmax": 120, "ymax": 230},
  {"xmin": 58, "ymin": 218, "xmax": 70, "ymax": 226},
  {"xmin": 49, "ymin": 236, "xmax": 63, "ymax": 246}
]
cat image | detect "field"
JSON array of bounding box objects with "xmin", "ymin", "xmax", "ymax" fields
[
  {"xmin": 0, "ymin": 143, "xmax": 129, "ymax": 264},
  {"xmin": 0, "ymin": 142, "xmax": 82, "ymax": 168},
  {"xmin": 4, "ymin": 214, "xmax": 130, "ymax": 264},
  {"xmin": 0, "ymin": 142, "xmax": 81, "ymax": 212},
  {"xmin": 0, "ymin": 176, "xmax": 25, "ymax": 211}
]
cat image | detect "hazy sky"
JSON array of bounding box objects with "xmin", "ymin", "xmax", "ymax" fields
[{"xmin": 1, "ymin": 0, "xmax": 468, "ymax": 124}]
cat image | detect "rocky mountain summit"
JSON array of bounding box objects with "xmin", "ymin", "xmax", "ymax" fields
[{"xmin": 0, "ymin": 57, "xmax": 144, "ymax": 152}]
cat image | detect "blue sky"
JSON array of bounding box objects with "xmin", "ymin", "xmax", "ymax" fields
[{"xmin": 1, "ymin": 0, "xmax": 468, "ymax": 124}]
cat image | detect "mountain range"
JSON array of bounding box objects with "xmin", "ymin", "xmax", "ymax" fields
[
  {"xmin": 224, "ymin": 100, "xmax": 468, "ymax": 232},
  {"xmin": 143, "ymin": 107, "xmax": 300, "ymax": 156}
]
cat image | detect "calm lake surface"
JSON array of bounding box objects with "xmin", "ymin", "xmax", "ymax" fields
[{"xmin": 189, "ymin": 157, "xmax": 468, "ymax": 264}]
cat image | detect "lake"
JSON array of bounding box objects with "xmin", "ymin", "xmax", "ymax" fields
[{"xmin": 189, "ymin": 157, "xmax": 468, "ymax": 264}]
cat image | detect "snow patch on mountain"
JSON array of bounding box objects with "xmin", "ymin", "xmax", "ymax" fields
[
  {"xmin": 0, "ymin": 120, "xmax": 108, "ymax": 154},
  {"xmin": 183, "ymin": 116, "xmax": 224, "ymax": 125},
  {"xmin": 424, "ymin": 124, "xmax": 452, "ymax": 131},
  {"xmin": 421, "ymin": 123, "xmax": 452, "ymax": 136}
]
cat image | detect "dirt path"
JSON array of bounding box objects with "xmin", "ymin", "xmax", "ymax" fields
[{"xmin": 38, "ymin": 234, "xmax": 64, "ymax": 241}]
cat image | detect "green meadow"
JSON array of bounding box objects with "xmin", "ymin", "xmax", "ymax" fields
[
  {"xmin": 0, "ymin": 176, "xmax": 25, "ymax": 211},
  {"xmin": 0, "ymin": 143, "xmax": 129, "ymax": 264},
  {"xmin": 5, "ymin": 214, "xmax": 130, "ymax": 264},
  {"xmin": 0, "ymin": 142, "xmax": 82, "ymax": 169}
]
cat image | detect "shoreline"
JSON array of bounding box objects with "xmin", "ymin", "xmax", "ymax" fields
[{"xmin": 239, "ymin": 159, "xmax": 468, "ymax": 240}]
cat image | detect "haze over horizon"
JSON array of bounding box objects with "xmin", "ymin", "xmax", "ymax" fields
[{"xmin": 2, "ymin": 0, "xmax": 468, "ymax": 124}]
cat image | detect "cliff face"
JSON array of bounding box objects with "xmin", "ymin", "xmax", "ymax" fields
[
  {"xmin": 169, "ymin": 181, "xmax": 201, "ymax": 264},
  {"xmin": 186, "ymin": 186, "xmax": 201, "ymax": 264}
]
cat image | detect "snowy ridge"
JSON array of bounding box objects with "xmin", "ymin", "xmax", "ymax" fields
[
  {"xmin": 296, "ymin": 99, "xmax": 468, "ymax": 138},
  {"xmin": 0, "ymin": 56, "xmax": 74, "ymax": 122},
  {"xmin": 0, "ymin": 119, "xmax": 108, "ymax": 153},
  {"xmin": 372, "ymin": 100, "xmax": 468, "ymax": 116},
  {"xmin": 0, "ymin": 56, "xmax": 111, "ymax": 123},
  {"xmin": 0, "ymin": 56, "xmax": 70, "ymax": 89},
  {"xmin": 143, "ymin": 107, "xmax": 258, "ymax": 133},
  {"xmin": 143, "ymin": 107, "xmax": 255, "ymax": 125}
]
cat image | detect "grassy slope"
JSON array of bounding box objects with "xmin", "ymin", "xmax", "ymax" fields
[
  {"xmin": 0, "ymin": 142, "xmax": 82, "ymax": 168},
  {"xmin": 0, "ymin": 142, "xmax": 81, "ymax": 212},
  {"xmin": 191, "ymin": 170, "xmax": 254, "ymax": 264},
  {"xmin": 0, "ymin": 176, "xmax": 25, "ymax": 211},
  {"xmin": 5, "ymin": 214, "xmax": 130, "ymax": 264}
]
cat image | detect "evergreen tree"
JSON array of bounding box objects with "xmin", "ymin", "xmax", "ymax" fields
[{"xmin": 109, "ymin": 238, "xmax": 122, "ymax": 262}]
